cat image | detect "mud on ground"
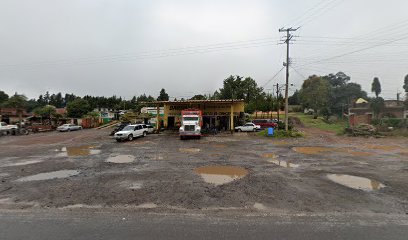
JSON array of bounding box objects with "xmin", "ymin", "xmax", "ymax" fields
[{"xmin": 0, "ymin": 128, "xmax": 407, "ymax": 215}]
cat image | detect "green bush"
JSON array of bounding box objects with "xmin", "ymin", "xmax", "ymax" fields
[{"xmin": 371, "ymin": 118, "xmax": 408, "ymax": 129}]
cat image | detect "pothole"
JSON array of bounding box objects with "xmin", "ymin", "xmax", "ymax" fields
[
  {"xmin": 16, "ymin": 170, "xmax": 80, "ymax": 182},
  {"xmin": 262, "ymin": 153, "xmax": 279, "ymax": 159},
  {"xmin": 57, "ymin": 146, "xmax": 101, "ymax": 157},
  {"xmin": 179, "ymin": 148, "xmax": 201, "ymax": 153},
  {"xmin": 3, "ymin": 160, "xmax": 43, "ymax": 167},
  {"xmin": 327, "ymin": 174, "xmax": 385, "ymax": 191},
  {"xmin": 268, "ymin": 159, "xmax": 299, "ymax": 168},
  {"xmin": 106, "ymin": 155, "xmax": 135, "ymax": 163},
  {"xmin": 194, "ymin": 166, "xmax": 248, "ymax": 185}
]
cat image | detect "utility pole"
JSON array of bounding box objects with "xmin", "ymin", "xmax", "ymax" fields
[
  {"xmin": 275, "ymin": 83, "xmax": 280, "ymax": 122},
  {"xmin": 279, "ymin": 27, "xmax": 298, "ymax": 131}
]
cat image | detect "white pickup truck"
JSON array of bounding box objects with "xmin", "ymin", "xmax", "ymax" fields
[{"xmin": 0, "ymin": 122, "xmax": 18, "ymax": 134}]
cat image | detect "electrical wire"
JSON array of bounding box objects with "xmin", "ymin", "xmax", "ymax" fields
[{"xmin": 261, "ymin": 66, "xmax": 285, "ymax": 88}]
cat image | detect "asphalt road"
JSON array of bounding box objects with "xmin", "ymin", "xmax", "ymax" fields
[{"xmin": 1, "ymin": 210, "xmax": 407, "ymax": 240}]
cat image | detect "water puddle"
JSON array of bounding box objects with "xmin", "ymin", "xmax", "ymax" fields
[
  {"xmin": 262, "ymin": 153, "xmax": 279, "ymax": 159},
  {"xmin": 273, "ymin": 141, "xmax": 289, "ymax": 145},
  {"xmin": 212, "ymin": 144, "xmax": 227, "ymax": 148},
  {"xmin": 16, "ymin": 170, "xmax": 80, "ymax": 182},
  {"xmin": 106, "ymin": 155, "xmax": 135, "ymax": 163},
  {"xmin": 119, "ymin": 181, "xmax": 143, "ymax": 189},
  {"xmin": 179, "ymin": 148, "xmax": 201, "ymax": 153},
  {"xmin": 57, "ymin": 146, "xmax": 100, "ymax": 157},
  {"xmin": 292, "ymin": 147, "xmax": 332, "ymax": 155},
  {"xmin": 253, "ymin": 203, "xmax": 268, "ymax": 210},
  {"xmin": 327, "ymin": 174, "xmax": 385, "ymax": 191},
  {"xmin": 365, "ymin": 144, "xmax": 400, "ymax": 151},
  {"xmin": 194, "ymin": 166, "xmax": 248, "ymax": 185},
  {"xmin": 137, "ymin": 203, "xmax": 157, "ymax": 209},
  {"xmin": 346, "ymin": 150, "xmax": 374, "ymax": 156},
  {"xmin": 3, "ymin": 160, "xmax": 43, "ymax": 167},
  {"xmin": 268, "ymin": 159, "xmax": 299, "ymax": 168}
]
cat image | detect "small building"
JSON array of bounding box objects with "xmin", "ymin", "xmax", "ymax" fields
[
  {"xmin": 348, "ymin": 98, "xmax": 406, "ymax": 126},
  {"xmin": 142, "ymin": 99, "xmax": 245, "ymax": 131},
  {"xmin": 0, "ymin": 108, "xmax": 31, "ymax": 124}
]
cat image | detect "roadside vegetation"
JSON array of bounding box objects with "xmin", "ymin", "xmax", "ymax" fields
[
  {"xmin": 257, "ymin": 128, "xmax": 304, "ymax": 138},
  {"xmin": 289, "ymin": 112, "xmax": 346, "ymax": 134}
]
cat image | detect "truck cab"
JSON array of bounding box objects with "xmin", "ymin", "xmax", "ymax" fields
[{"xmin": 179, "ymin": 109, "xmax": 202, "ymax": 139}]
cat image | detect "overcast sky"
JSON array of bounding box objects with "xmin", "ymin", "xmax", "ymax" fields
[{"xmin": 1, "ymin": 0, "xmax": 407, "ymax": 100}]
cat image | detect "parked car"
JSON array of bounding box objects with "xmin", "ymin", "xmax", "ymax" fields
[
  {"xmin": 114, "ymin": 124, "xmax": 148, "ymax": 142},
  {"xmin": 110, "ymin": 122, "xmax": 130, "ymax": 136},
  {"xmin": 235, "ymin": 123, "xmax": 261, "ymax": 132},
  {"xmin": 144, "ymin": 124, "xmax": 154, "ymax": 134},
  {"xmin": 252, "ymin": 119, "xmax": 278, "ymax": 129},
  {"xmin": 0, "ymin": 122, "xmax": 18, "ymax": 131},
  {"xmin": 57, "ymin": 124, "xmax": 82, "ymax": 132}
]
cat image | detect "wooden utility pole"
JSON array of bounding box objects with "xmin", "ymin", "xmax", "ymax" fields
[
  {"xmin": 279, "ymin": 27, "xmax": 298, "ymax": 131},
  {"xmin": 275, "ymin": 83, "xmax": 280, "ymax": 122}
]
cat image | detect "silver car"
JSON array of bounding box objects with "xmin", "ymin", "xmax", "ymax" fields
[{"xmin": 57, "ymin": 124, "xmax": 83, "ymax": 132}]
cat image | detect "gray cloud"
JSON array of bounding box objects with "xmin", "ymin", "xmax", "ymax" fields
[{"xmin": 0, "ymin": 0, "xmax": 407, "ymax": 99}]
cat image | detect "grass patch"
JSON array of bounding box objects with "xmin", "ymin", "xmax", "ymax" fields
[
  {"xmin": 257, "ymin": 129, "xmax": 304, "ymax": 138},
  {"xmin": 289, "ymin": 113, "xmax": 346, "ymax": 134}
]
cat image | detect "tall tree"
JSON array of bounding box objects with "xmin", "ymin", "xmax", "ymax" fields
[
  {"xmin": 370, "ymin": 97, "xmax": 385, "ymax": 119},
  {"xmin": 157, "ymin": 88, "xmax": 169, "ymax": 101},
  {"xmin": 403, "ymin": 74, "xmax": 408, "ymax": 93},
  {"xmin": 371, "ymin": 77, "xmax": 381, "ymax": 98},
  {"xmin": 324, "ymin": 72, "xmax": 367, "ymax": 116},
  {"xmin": 2, "ymin": 94, "xmax": 28, "ymax": 125},
  {"xmin": 66, "ymin": 99, "xmax": 91, "ymax": 118},
  {"xmin": 0, "ymin": 90, "xmax": 9, "ymax": 104},
  {"xmin": 299, "ymin": 75, "xmax": 330, "ymax": 118},
  {"xmin": 190, "ymin": 94, "xmax": 207, "ymax": 100}
]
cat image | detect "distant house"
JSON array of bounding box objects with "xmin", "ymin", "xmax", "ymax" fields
[
  {"xmin": 348, "ymin": 98, "xmax": 406, "ymax": 126},
  {"xmin": 0, "ymin": 108, "xmax": 31, "ymax": 124}
]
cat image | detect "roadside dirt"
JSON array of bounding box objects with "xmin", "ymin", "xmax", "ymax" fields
[{"xmin": 0, "ymin": 128, "xmax": 407, "ymax": 215}]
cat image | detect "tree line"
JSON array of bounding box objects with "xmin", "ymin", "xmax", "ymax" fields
[{"xmin": 1, "ymin": 73, "xmax": 407, "ymax": 120}]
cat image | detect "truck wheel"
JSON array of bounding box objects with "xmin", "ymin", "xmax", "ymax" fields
[
  {"xmin": 128, "ymin": 134, "xmax": 133, "ymax": 141},
  {"xmin": 237, "ymin": 129, "xmax": 242, "ymax": 132}
]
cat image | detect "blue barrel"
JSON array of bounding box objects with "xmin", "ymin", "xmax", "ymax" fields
[{"xmin": 267, "ymin": 127, "xmax": 274, "ymax": 136}]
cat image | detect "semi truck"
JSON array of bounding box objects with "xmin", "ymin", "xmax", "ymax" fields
[{"xmin": 179, "ymin": 109, "xmax": 202, "ymax": 139}]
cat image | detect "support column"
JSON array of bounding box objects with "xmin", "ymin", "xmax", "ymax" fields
[
  {"xmin": 230, "ymin": 105, "xmax": 234, "ymax": 133},
  {"xmin": 156, "ymin": 104, "xmax": 160, "ymax": 132}
]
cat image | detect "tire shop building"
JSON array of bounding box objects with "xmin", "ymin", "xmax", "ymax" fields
[{"xmin": 143, "ymin": 99, "xmax": 245, "ymax": 131}]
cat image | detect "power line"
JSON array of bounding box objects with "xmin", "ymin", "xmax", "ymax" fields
[
  {"xmin": 296, "ymin": 33, "xmax": 408, "ymax": 68},
  {"xmin": 0, "ymin": 37, "xmax": 280, "ymax": 69},
  {"xmin": 262, "ymin": 66, "xmax": 285, "ymax": 88}
]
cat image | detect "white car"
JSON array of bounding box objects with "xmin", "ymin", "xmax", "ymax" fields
[
  {"xmin": 235, "ymin": 123, "xmax": 261, "ymax": 132},
  {"xmin": 143, "ymin": 124, "xmax": 154, "ymax": 134},
  {"xmin": 57, "ymin": 124, "xmax": 82, "ymax": 132},
  {"xmin": 114, "ymin": 124, "xmax": 148, "ymax": 142}
]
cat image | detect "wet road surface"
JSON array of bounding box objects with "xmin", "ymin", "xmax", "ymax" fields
[{"xmin": 1, "ymin": 210, "xmax": 407, "ymax": 240}]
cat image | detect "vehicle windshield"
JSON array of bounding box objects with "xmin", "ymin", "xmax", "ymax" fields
[
  {"xmin": 122, "ymin": 125, "xmax": 134, "ymax": 131},
  {"xmin": 183, "ymin": 117, "xmax": 199, "ymax": 121}
]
